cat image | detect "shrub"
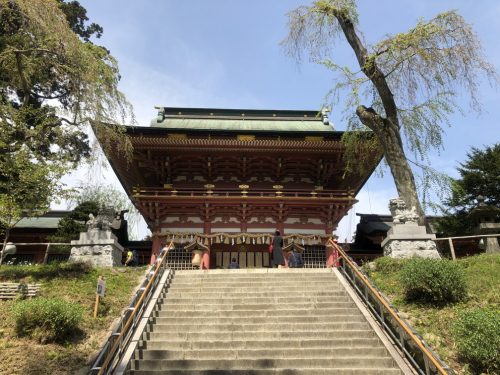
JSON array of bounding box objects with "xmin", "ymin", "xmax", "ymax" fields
[
  {"xmin": 400, "ymin": 258, "xmax": 467, "ymax": 304},
  {"xmin": 11, "ymin": 297, "xmax": 83, "ymax": 343},
  {"xmin": 0, "ymin": 261, "xmax": 91, "ymax": 282},
  {"xmin": 453, "ymin": 308, "xmax": 500, "ymax": 374},
  {"xmin": 371, "ymin": 256, "xmax": 406, "ymax": 274}
]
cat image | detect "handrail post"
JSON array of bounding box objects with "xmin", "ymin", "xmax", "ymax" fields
[
  {"xmin": 423, "ymin": 355, "xmax": 431, "ymax": 375},
  {"xmin": 379, "ymin": 301, "xmax": 384, "ymax": 325},
  {"xmin": 447, "ymin": 238, "xmax": 456, "ymax": 260},
  {"xmin": 43, "ymin": 243, "xmax": 51, "ymax": 264}
]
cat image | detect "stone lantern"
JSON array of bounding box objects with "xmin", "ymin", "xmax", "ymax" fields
[{"xmin": 468, "ymin": 196, "xmax": 500, "ymax": 253}]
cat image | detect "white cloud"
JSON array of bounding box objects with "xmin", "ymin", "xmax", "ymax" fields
[{"xmin": 116, "ymin": 40, "xmax": 264, "ymax": 126}]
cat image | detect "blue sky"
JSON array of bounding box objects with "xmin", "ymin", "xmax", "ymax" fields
[{"xmin": 71, "ymin": 0, "xmax": 500, "ymax": 240}]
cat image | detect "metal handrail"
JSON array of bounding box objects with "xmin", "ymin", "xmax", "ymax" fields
[
  {"xmin": 330, "ymin": 240, "xmax": 453, "ymax": 375},
  {"xmin": 89, "ymin": 242, "xmax": 174, "ymax": 375},
  {"xmin": 434, "ymin": 233, "xmax": 500, "ymax": 260},
  {"xmin": 0, "ymin": 242, "xmax": 71, "ymax": 265}
]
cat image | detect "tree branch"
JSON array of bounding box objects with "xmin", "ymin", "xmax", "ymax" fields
[
  {"xmin": 331, "ymin": 10, "xmax": 399, "ymax": 126},
  {"xmin": 14, "ymin": 52, "xmax": 30, "ymax": 106},
  {"xmin": 31, "ymin": 91, "xmax": 68, "ymax": 100},
  {"xmin": 12, "ymin": 48, "xmax": 61, "ymax": 57},
  {"xmin": 355, "ymin": 105, "xmax": 384, "ymax": 130},
  {"xmin": 60, "ymin": 117, "xmax": 79, "ymax": 126}
]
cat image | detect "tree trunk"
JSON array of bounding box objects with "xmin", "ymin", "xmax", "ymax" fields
[
  {"xmin": 0, "ymin": 228, "xmax": 10, "ymax": 266},
  {"xmin": 333, "ymin": 12, "xmax": 427, "ymax": 226},
  {"xmin": 355, "ymin": 105, "xmax": 426, "ymax": 225},
  {"xmin": 377, "ymin": 122, "xmax": 425, "ymax": 224}
]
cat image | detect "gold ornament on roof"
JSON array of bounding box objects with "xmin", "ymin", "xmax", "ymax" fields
[{"xmin": 239, "ymin": 184, "xmax": 249, "ymax": 197}]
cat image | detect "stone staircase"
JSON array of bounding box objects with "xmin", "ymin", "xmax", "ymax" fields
[{"xmin": 125, "ymin": 268, "xmax": 407, "ymax": 374}]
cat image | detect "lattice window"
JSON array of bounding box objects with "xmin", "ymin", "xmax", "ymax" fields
[
  {"xmin": 301, "ymin": 245, "xmax": 326, "ymax": 268},
  {"xmin": 166, "ymin": 245, "xmax": 197, "ymax": 270},
  {"xmin": 213, "ymin": 250, "xmax": 270, "ymax": 269}
]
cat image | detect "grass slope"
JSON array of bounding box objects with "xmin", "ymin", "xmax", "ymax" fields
[
  {"xmin": 0, "ymin": 262, "xmax": 146, "ymax": 375},
  {"xmin": 364, "ymin": 253, "xmax": 500, "ymax": 375}
]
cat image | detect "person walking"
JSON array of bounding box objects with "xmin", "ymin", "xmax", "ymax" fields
[
  {"xmin": 288, "ymin": 249, "xmax": 304, "ymax": 268},
  {"xmin": 125, "ymin": 249, "xmax": 133, "ymax": 266},
  {"xmin": 228, "ymin": 257, "xmax": 240, "ymax": 269},
  {"xmin": 271, "ymin": 230, "xmax": 284, "ymax": 268}
]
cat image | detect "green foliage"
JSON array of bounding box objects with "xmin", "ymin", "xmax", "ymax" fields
[
  {"xmin": 0, "ymin": 0, "xmax": 133, "ymax": 226},
  {"xmin": 0, "ymin": 150, "xmax": 65, "ymax": 258},
  {"xmin": 453, "ymin": 308, "xmax": 500, "ymax": 374},
  {"xmin": 0, "ymin": 261, "xmax": 91, "ymax": 281},
  {"xmin": 437, "ymin": 143, "xmax": 500, "ymax": 235},
  {"xmin": 371, "ymin": 256, "xmax": 405, "ymax": 274},
  {"xmin": 56, "ymin": 0, "xmax": 103, "ymax": 42},
  {"xmin": 400, "ymin": 258, "xmax": 467, "ymax": 304},
  {"xmin": 363, "ymin": 257, "xmax": 406, "ymax": 297},
  {"xmin": 11, "ymin": 297, "xmax": 83, "ymax": 343},
  {"xmin": 66, "ymin": 183, "xmax": 142, "ymax": 239},
  {"xmin": 364, "ymin": 254, "xmax": 499, "ymax": 372},
  {"xmin": 0, "ymin": 262, "xmax": 145, "ymax": 374},
  {"xmin": 283, "ymin": 2, "xmax": 498, "ymax": 216},
  {"xmin": 459, "ymin": 253, "xmax": 500, "ymax": 305},
  {"xmin": 340, "ymin": 130, "xmax": 382, "ymax": 177}
]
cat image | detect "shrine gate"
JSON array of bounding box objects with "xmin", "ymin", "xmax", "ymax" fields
[{"xmin": 105, "ymin": 107, "xmax": 380, "ymax": 269}]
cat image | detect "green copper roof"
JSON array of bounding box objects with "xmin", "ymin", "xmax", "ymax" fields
[
  {"xmin": 150, "ymin": 107, "xmax": 335, "ymax": 132},
  {"xmin": 14, "ymin": 217, "xmax": 62, "ymax": 229}
]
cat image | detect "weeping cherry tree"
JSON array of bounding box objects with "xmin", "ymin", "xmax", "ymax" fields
[{"xmin": 282, "ymin": 0, "xmax": 497, "ymax": 225}]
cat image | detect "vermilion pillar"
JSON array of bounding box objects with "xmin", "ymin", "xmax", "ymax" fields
[
  {"xmin": 325, "ymin": 240, "xmax": 340, "ymax": 268},
  {"xmin": 151, "ymin": 235, "xmax": 162, "ymax": 265},
  {"xmin": 201, "ymin": 249, "xmax": 210, "ymax": 270}
]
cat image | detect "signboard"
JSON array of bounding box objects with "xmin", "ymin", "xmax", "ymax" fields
[{"xmin": 96, "ymin": 277, "xmax": 106, "ymax": 297}]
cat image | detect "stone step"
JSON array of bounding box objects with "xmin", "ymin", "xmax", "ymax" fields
[
  {"xmin": 148, "ymin": 315, "xmax": 367, "ymax": 325},
  {"xmin": 158, "ymin": 309, "xmax": 362, "ymax": 318},
  {"xmin": 142, "ymin": 330, "xmax": 377, "ymax": 342},
  {"xmin": 159, "ymin": 297, "xmax": 355, "ymax": 305},
  {"xmin": 170, "ymin": 277, "xmax": 337, "ymax": 283},
  {"xmin": 162, "ymin": 285, "xmax": 347, "ymax": 296},
  {"xmin": 139, "ymin": 337, "xmax": 384, "ymax": 350},
  {"xmin": 129, "ymin": 357, "xmax": 397, "ymax": 371},
  {"xmin": 126, "ymin": 270, "xmax": 404, "ymax": 375},
  {"xmin": 175, "ymin": 268, "xmax": 332, "ymax": 275},
  {"xmin": 165, "ymin": 285, "xmax": 343, "ymax": 290},
  {"xmin": 163, "ymin": 290, "xmax": 344, "ymax": 296},
  {"xmin": 175, "ymin": 268, "xmax": 333, "ymax": 278},
  {"xmin": 148, "ymin": 322, "xmax": 370, "ymax": 333},
  {"xmin": 153, "ymin": 304, "xmax": 359, "ymax": 314},
  {"xmin": 167, "ymin": 283, "xmax": 338, "ymax": 290},
  {"xmin": 171, "ymin": 277, "xmax": 336, "ymax": 283},
  {"xmin": 172, "ymin": 274, "xmax": 334, "ymax": 280},
  {"xmin": 135, "ymin": 347, "xmax": 390, "ymax": 360},
  {"xmin": 129, "ymin": 369, "xmax": 402, "ymax": 375}
]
